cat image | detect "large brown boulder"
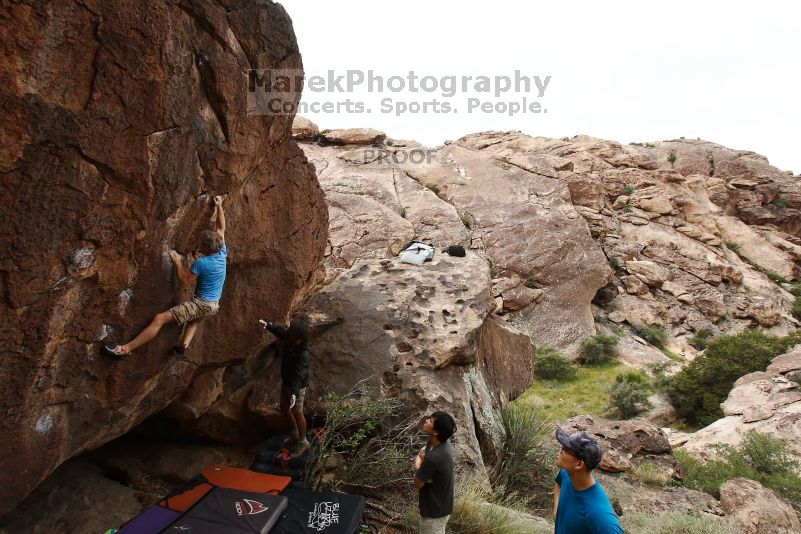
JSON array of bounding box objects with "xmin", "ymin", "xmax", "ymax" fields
[
  {"xmin": 0, "ymin": 0, "xmax": 327, "ymax": 513},
  {"xmin": 0, "ymin": 462, "xmax": 154, "ymax": 534},
  {"xmin": 720, "ymin": 478, "xmax": 801, "ymax": 534},
  {"xmin": 560, "ymin": 416, "xmax": 674, "ymax": 474}
]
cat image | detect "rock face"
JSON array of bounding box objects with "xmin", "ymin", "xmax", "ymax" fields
[
  {"xmin": 0, "ymin": 462, "xmax": 154, "ymax": 534},
  {"xmin": 596, "ymin": 472, "xmax": 724, "ymax": 516},
  {"xmin": 720, "ymin": 478, "xmax": 801, "ymax": 534},
  {"xmin": 302, "ymin": 130, "xmax": 801, "ymax": 360},
  {"xmin": 282, "ymin": 254, "xmax": 532, "ymax": 472},
  {"xmin": 467, "ymin": 134, "xmax": 799, "ymax": 355},
  {"xmin": 0, "ymin": 0, "xmax": 327, "ymax": 514},
  {"xmin": 560, "ymin": 416, "xmax": 676, "ymax": 475},
  {"xmin": 681, "ymin": 347, "xmax": 801, "ymax": 459},
  {"xmin": 298, "ymin": 132, "xmax": 611, "ymax": 356}
]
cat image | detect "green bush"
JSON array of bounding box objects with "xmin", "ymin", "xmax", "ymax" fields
[
  {"xmin": 608, "ymin": 371, "xmax": 651, "ymax": 418},
  {"xmin": 579, "ymin": 334, "xmax": 619, "ymax": 364},
  {"xmin": 789, "ymin": 282, "xmax": 801, "ymax": 297},
  {"xmin": 793, "ymin": 296, "xmax": 801, "ymax": 320},
  {"xmin": 425, "ymin": 182, "xmax": 440, "ymax": 195},
  {"xmin": 445, "ymin": 477, "xmax": 552, "ymax": 534},
  {"xmin": 622, "ymin": 510, "xmax": 742, "ymax": 534},
  {"xmin": 772, "ymin": 196, "xmax": 789, "ymax": 209},
  {"xmin": 629, "ymin": 462, "xmax": 673, "ymax": 487},
  {"xmin": 765, "ymin": 270, "xmax": 789, "ymax": 284},
  {"xmin": 632, "ymin": 323, "xmax": 667, "ymax": 348},
  {"xmin": 688, "ymin": 329, "xmax": 711, "ymax": 351},
  {"xmin": 667, "ymin": 150, "xmax": 677, "ymax": 164},
  {"xmin": 676, "ymin": 431, "xmax": 801, "ymax": 513},
  {"xmin": 664, "ymin": 330, "xmax": 799, "ymax": 427},
  {"xmin": 305, "ymin": 380, "xmax": 411, "ymax": 492},
  {"xmin": 492, "ymin": 404, "xmax": 555, "ymax": 512},
  {"xmin": 534, "ymin": 348, "xmax": 576, "ymax": 381},
  {"xmin": 724, "ymin": 241, "xmax": 740, "ymax": 252},
  {"xmin": 621, "ymin": 184, "xmax": 635, "ymax": 196}
]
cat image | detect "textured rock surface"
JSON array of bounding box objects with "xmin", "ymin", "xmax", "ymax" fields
[
  {"xmin": 720, "ymin": 478, "xmax": 801, "ymax": 534},
  {"xmin": 681, "ymin": 348, "xmax": 801, "ymax": 459},
  {"xmin": 597, "ymin": 472, "xmax": 723, "ymax": 516},
  {"xmin": 0, "ymin": 462, "xmax": 154, "ymax": 534},
  {"xmin": 0, "ymin": 0, "xmax": 327, "ymax": 513},
  {"xmin": 292, "ymin": 254, "xmax": 509, "ymax": 472},
  {"xmin": 320, "ymin": 127, "xmax": 386, "ymax": 145},
  {"xmin": 485, "ymin": 134, "xmax": 800, "ymax": 353},
  {"xmin": 299, "ymin": 133, "xmax": 611, "ymax": 356},
  {"xmin": 301, "ymin": 130, "xmax": 801, "ymax": 362},
  {"xmin": 560, "ymin": 415, "xmax": 675, "ymax": 474}
]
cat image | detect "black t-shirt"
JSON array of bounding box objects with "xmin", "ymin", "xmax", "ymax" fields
[{"xmin": 415, "ymin": 440, "xmax": 454, "ymax": 518}]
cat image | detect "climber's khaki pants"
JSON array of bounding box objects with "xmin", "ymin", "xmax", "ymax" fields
[{"xmin": 169, "ymin": 296, "xmax": 219, "ymax": 325}]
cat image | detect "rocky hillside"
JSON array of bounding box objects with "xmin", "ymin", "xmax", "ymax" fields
[
  {"xmin": 0, "ymin": 0, "xmax": 327, "ymax": 515},
  {"xmin": 296, "ymin": 122, "xmax": 801, "ymax": 365}
]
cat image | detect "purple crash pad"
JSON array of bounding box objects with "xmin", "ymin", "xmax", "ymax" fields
[{"xmin": 118, "ymin": 505, "xmax": 181, "ymax": 533}]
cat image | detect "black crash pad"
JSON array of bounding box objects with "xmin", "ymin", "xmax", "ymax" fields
[
  {"xmin": 163, "ymin": 487, "xmax": 288, "ymax": 534},
  {"xmin": 271, "ymin": 485, "xmax": 366, "ymax": 534}
]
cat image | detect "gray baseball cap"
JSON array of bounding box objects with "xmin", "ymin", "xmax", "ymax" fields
[{"xmin": 556, "ymin": 427, "xmax": 603, "ymax": 470}]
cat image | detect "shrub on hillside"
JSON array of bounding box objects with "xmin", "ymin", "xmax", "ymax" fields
[
  {"xmin": 492, "ymin": 404, "xmax": 555, "ymax": 513},
  {"xmin": 632, "ymin": 323, "xmax": 667, "ymax": 348},
  {"xmin": 793, "ymin": 296, "xmax": 801, "ymax": 320},
  {"xmin": 629, "ymin": 462, "xmax": 673, "ymax": 487},
  {"xmin": 663, "ymin": 330, "xmax": 798, "ymax": 427},
  {"xmin": 676, "ymin": 431, "xmax": 801, "ymax": 513},
  {"xmin": 688, "ymin": 329, "xmax": 711, "ymax": 351},
  {"xmin": 443, "ymin": 477, "xmax": 552, "ymax": 534},
  {"xmin": 608, "ymin": 371, "xmax": 651, "ymax": 418},
  {"xmin": 534, "ymin": 348, "xmax": 576, "ymax": 381},
  {"xmin": 579, "ymin": 334, "xmax": 619, "ymax": 364},
  {"xmin": 621, "ymin": 510, "xmax": 743, "ymax": 534}
]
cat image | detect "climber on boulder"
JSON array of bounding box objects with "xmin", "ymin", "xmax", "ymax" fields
[
  {"xmin": 260, "ymin": 315, "xmax": 311, "ymax": 459},
  {"xmin": 101, "ymin": 195, "xmax": 228, "ymax": 359}
]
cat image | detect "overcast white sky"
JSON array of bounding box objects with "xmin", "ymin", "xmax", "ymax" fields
[{"xmin": 282, "ymin": 0, "xmax": 800, "ymax": 172}]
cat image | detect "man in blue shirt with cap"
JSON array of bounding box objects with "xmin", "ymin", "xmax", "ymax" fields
[{"xmin": 553, "ymin": 427, "xmax": 623, "ymax": 534}]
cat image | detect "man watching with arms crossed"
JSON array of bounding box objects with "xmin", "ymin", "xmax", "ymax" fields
[{"xmin": 413, "ymin": 411, "xmax": 456, "ymax": 534}]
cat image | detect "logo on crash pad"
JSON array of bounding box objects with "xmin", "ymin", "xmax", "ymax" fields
[
  {"xmin": 308, "ymin": 501, "xmax": 340, "ymax": 530},
  {"xmin": 235, "ymin": 498, "xmax": 269, "ymax": 515}
]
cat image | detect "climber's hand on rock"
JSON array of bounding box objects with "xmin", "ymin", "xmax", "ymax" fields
[
  {"xmin": 168, "ymin": 250, "xmax": 180, "ymax": 263},
  {"xmin": 214, "ymin": 195, "xmax": 225, "ymax": 206}
]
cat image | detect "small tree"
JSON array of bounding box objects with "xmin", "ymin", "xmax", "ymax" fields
[
  {"xmin": 608, "ymin": 371, "xmax": 651, "ymax": 418},
  {"xmin": 664, "ymin": 330, "xmax": 800, "ymax": 426},
  {"xmin": 688, "ymin": 329, "xmax": 711, "ymax": 351},
  {"xmin": 632, "ymin": 323, "xmax": 667, "ymax": 348},
  {"xmin": 535, "ymin": 348, "xmax": 576, "ymax": 381},
  {"xmin": 580, "ymin": 334, "xmax": 619, "ymax": 364}
]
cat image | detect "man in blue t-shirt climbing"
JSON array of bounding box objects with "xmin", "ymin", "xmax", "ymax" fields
[
  {"xmin": 102, "ymin": 195, "xmax": 228, "ymax": 359},
  {"xmin": 553, "ymin": 427, "xmax": 623, "ymax": 534}
]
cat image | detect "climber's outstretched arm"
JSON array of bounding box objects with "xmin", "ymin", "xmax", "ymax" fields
[{"xmin": 213, "ymin": 195, "xmax": 225, "ymax": 239}]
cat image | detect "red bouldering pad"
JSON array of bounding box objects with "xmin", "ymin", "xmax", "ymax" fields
[
  {"xmin": 201, "ymin": 465, "xmax": 291, "ymax": 495},
  {"xmin": 163, "ymin": 487, "xmax": 288, "ymax": 534},
  {"xmin": 159, "ymin": 482, "xmax": 214, "ymax": 512}
]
